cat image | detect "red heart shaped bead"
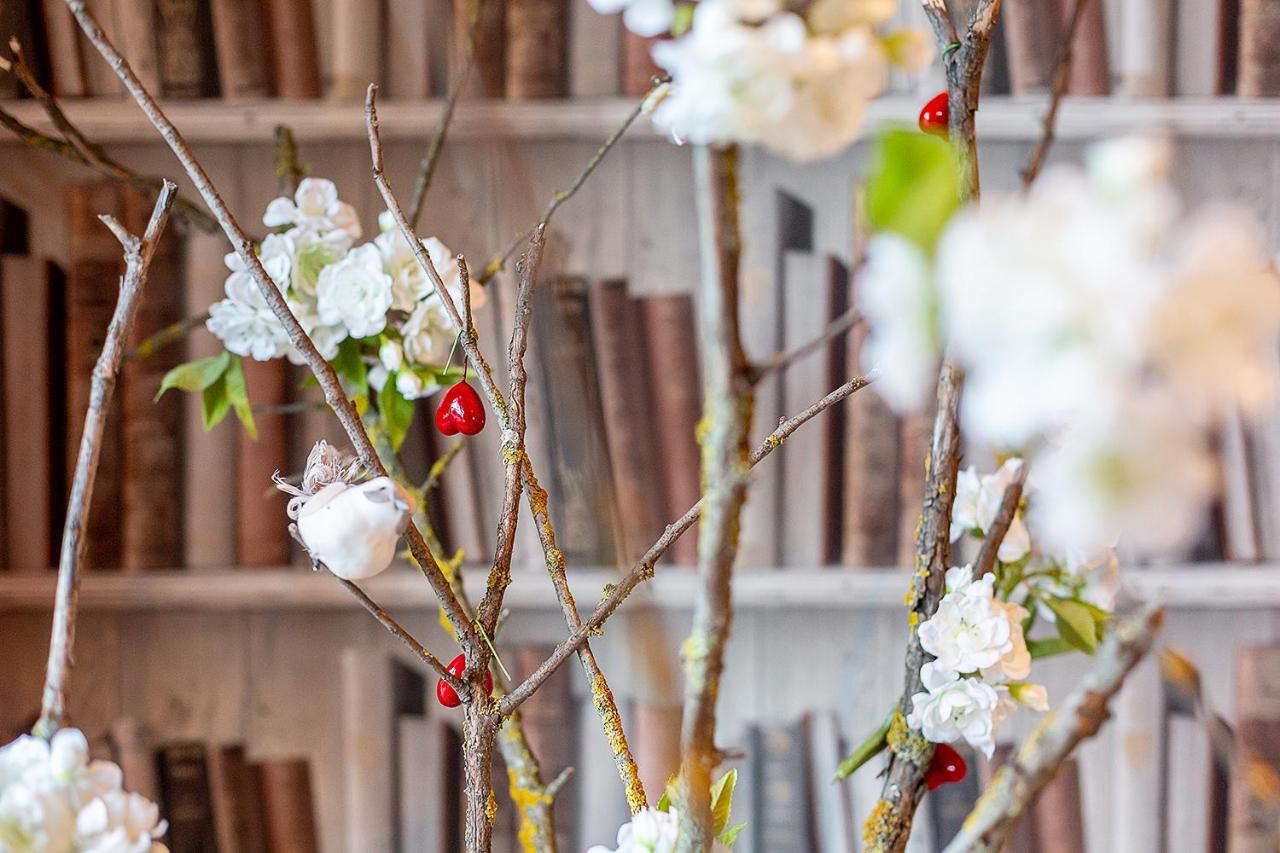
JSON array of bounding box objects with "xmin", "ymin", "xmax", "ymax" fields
[
  {"xmin": 919, "ymin": 91, "xmax": 950, "ymax": 138},
  {"xmin": 435, "ymin": 381, "xmax": 486, "ymax": 436},
  {"xmin": 436, "ymin": 653, "xmax": 494, "ymax": 708},
  {"xmin": 924, "ymin": 742, "xmax": 967, "ymax": 790}
]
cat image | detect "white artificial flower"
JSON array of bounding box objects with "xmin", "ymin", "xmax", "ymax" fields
[
  {"xmin": 586, "ymin": 807, "xmax": 732, "ymax": 853},
  {"xmin": 1085, "ymin": 136, "xmax": 1174, "ymax": 200},
  {"xmin": 982, "ymin": 598, "xmax": 1031, "ymax": 682},
  {"xmin": 263, "ymin": 177, "xmax": 360, "ymax": 248},
  {"xmin": 289, "ymin": 229, "xmax": 349, "ymax": 297},
  {"xmin": 376, "ymin": 231, "xmax": 467, "ymax": 313},
  {"xmin": 857, "ymin": 234, "xmax": 939, "ymax": 411},
  {"xmin": 918, "ymin": 570, "xmax": 1014, "ymax": 673},
  {"xmin": 379, "ymin": 339, "xmax": 404, "ymax": 372},
  {"xmin": 951, "ymin": 458, "xmax": 1031, "ymax": 564},
  {"xmin": 316, "ymin": 244, "xmax": 394, "ymax": 339},
  {"xmin": 368, "ymin": 364, "xmax": 389, "ymax": 393},
  {"xmin": 394, "ymin": 370, "xmax": 432, "ymax": 400},
  {"xmin": 1008, "ymin": 682, "xmax": 1049, "ymax": 712},
  {"xmin": 399, "ymin": 300, "xmax": 456, "ymax": 367},
  {"xmin": 906, "ymin": 662, "xmax": 999, "ymax": 757},
  {"xmin": 586, "ymin": 0, "xmax": 674, "ymax": 37},
  {"xmin": 223, "ymin": 233, "xmax": 294, "ymax": 303},
  {"xmin": 206, "ymin": 298, "xmax": 289, "ymax": 362}
]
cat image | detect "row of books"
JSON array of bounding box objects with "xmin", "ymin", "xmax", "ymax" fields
[{"xmin": 0, "ymin": 0, "xmax": 662, "ymax": 104}]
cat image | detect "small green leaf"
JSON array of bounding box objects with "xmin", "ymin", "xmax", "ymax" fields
[
  {"xmin": 224, "ymin": 356, "xmax": 257, "ymax": 439},
  {"xmin": 430, "ymin": 364, "xmax": 467, "ymax": 388},
  {"xmin": 201, "ymin": 373, "xmax": 231, "ymax": 431},
  {"xmin": 156, "ymin": 351, "xmax": 231, "ymax": 400},
  {"xmin": 657, "ymin": 777, "xmax": 676, "ymax": 813},
  {"xmin": 378, "ymin": 374, "xmax": 416, "ymax": 452},
  {"xmin": 333, "ymin": 337, "xmax": 369, "ymax": 398},
  {"xmin": 1045, "ymin": 597, "xmax": 1098, "ymax": 654},
  {"xmin": 719, "ymin": 822, "xmax": 747, "ymax": 848},
  {"xmin": 671, "ymin": 2, "xmax": 695, "ymax": 36},
  {"xmin": 865, "ymin": 128, "xmax": 961, "ymax": 251},
  {"xmin": 710, "ymin": 769, "xmax": 737, "ymax": 835},
  {"xmin": 835, "ymin": 707, "xmax": 894, "ymax": 780},
  {"xmin": 1028, "ymin": 636, "xmax": 1074, "ymax": 659}
]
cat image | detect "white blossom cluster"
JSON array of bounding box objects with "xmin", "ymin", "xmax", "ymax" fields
[
  {"xmin": 206, "ymin": 178, "xmax": 485, "ymax": 400},
  {"xmin": 587, "ymin": 808, "xmax": 733, "ymax": 853},
  {"xmin": 860, "ymin": 137, "xmax": 1280, "ymax": 556},
  {"xmin": 0, "ymin": 728, "xmax": 167, "ymax": 852},
  {"xmin": 590, "ymin": 0, "xmax": 931, "ymax": 162}
]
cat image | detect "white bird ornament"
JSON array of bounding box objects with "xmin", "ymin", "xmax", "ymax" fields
[{"xmin": 295, "ymin": 476, "xmax": 415, "ymax": 580}]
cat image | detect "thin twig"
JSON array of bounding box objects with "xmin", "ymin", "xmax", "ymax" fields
[
  {"xmin": 34, "ymin": 181, "xmax": 177, "ymax": 738},
  {"xmin": 274, "ymin": 125, "xmax": 307, "ymax": 193},
  {"xmin": 406, "ymin": 33, "xmax": 474, "ymax": 228},
  {"xmin": 475, "ymin": 77, "xmax": 668, "ymax": 285},
  {"xmin": 63, "ymin": 0, "xmax": 476, "ymax": 651},
  {"xmin": 251, "ymin": 400, "xmax": 327, "ymax": 417},
  {"xmin": 944, "ymin": 605, "xmax": 1164, "ymax": 852},
  {"xmin": 751, "ymin": 305, "xmax": 862, "ymax": 381},
  {"xmin": 972, "ymin": 462, "xmax": 1028, "ymax": 577},
  {"xmin": 337, "ymin": 577, "xmax": 461, "ymax": 689},
  {"xmin": 123, "ymin": 310, "xmax": 210, "ymax": 362},
  {"xmin": 1020, "ymin": 0, "xmax": 1090, "ymax": 187}
]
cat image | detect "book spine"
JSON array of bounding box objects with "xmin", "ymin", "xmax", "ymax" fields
[
  {"xmin": 41, "ymin": 0, "xmax": 88, "ymax": 97},
  {"xmin": 330, "ymin": 0, "xmax": 382, "ymax": 100},
  {"xmin": 121, "ymin": 189, "xmax": 184, "ymax": 571},
  {"xmin": 589, "ymin": 278, "xmax": 665, "ymax": 564},
  {"xmin": 66, "ymin": 183, "xmax": 124, "ymax": 570},
  {"xmin": 569, "ymin": 0, "xmax": 620, "ymax": 97},
  {"xmin": 115, "ymin": 0, "xmax": 163, "ymax": 94},
  {"xmin": 1229, "ymin": 645, "xmax": 1280, "ymax": 851},
  {"xmin": 752, "ymin": 717, "xmax": 817, "ymax": 853},
  {"xmin": 1033, "ymin": 757, "xmax": 1085, "ymax": 853},
  {"xmin": 640, "ymin": 294, "xmax": 700, "ymax": 566},
  {"xmin": 259, "ymin": 758, "xmax": 320, "ymax": 853},
  {"xmin": 207, "ymin": 744, "xmax": 268, "ymax": 853},
  {"xmin": 621, "ymin": 32, "xmax": 661, "ymax": 97},
  {"xmin": 780, "ymin": 251, "xmax": 827, "ymax": 568},
  {"xmin": 209, "ymin": 0, "xmax": 271, "ymax": 98},
  {"xmin": 155, "ymin": 0, "xmax": 219, "ymax": 98},
  {"xmin": 896, "ymin": 413, "xmax": 930, "ymax": 570},
  {"xmin": 383, "ymin": 0, "xmax": 431, "ymax": 99},
  {"xmin": 820, "ymin": 258, "xmax": 851, "ymax": 564},
  {"xmin": 1061, "ymin": 0, "xmax": 1110, "ymax": 94},
  {"xmin": 1238, "ymin": 0, "xmax": 1280, "ymax": 96},
  {"xmin": 506, "ymin": 0, "xmax": 568, "ymax": 100},
  {"xmin": 78, "ymin": 0, "xmax": 126, "ymax": 97},
  {"xmin": 1120, "ymin": 0, "xmax": 1171, "ymax": 96},
  {"xmin": 453, "ymin": 0, "xmax": 506, "ymax": 97},
  {"xmin": 156, "ymin": 742, "xmax": 218, "ymax": 853},
  {"xmin": 263, "ymin": 0, "xmax": 322, "ymax": 99},
  {"xmin": 2, "ymin": 256, "xmax": 52, "ymax": 572},
  {"xmin": 1002, "ymin": 0, "xmax": 1063, "ymax": 94},
  {"xmin": 236, "ymin": 358, "xmax": 291, "ymax": 566}
]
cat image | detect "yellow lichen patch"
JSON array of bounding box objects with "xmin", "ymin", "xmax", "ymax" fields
[
  {"xmin": 695, "ymin": 413, "xmax": 711, "ymax": 444},
  {"xmin": 501, "ymin": 442, "xmax": 524, "ymax": 465},
  {"xmin": 886, "ymin": 709, "xmax": 930, "ymax": 764},
  {"xmin": 908, "ymin": 611, "xmax": 919, "ymax": 628},
  {"xmin": 506, "ymin": 768, "xmax": 552, "ymax": 853},
  {"xmin": 591, "ymin": 674, "xmax": 646, "ymax": 813},
  {"xmin": 861, "ymin": 798, "xmax": 904, "ymax": 852},
  {"xmin": 485, "ymin": 789, "xmax": 498, "ymax": 825},
  {"xmin": 544, "ymin": 547, "xmax": 566, "ymax": 577},
  {"xmin": 765, "ymin": 433, "xmax": 782, "ymax": 448}
]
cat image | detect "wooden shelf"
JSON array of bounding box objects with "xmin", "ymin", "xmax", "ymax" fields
[
  {"xmin": 1, "ymin": 564, "xmax": 1279, "ymax": 611},
  {"xmin": 6, "ymin": 97, "xmax": 1280, "ymax": 144}
]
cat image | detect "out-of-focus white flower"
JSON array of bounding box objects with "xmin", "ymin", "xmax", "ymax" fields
[
  {"xmin": 951, "ymin": 459, "xmax": 1031, "ymax": 564},
  {"xmin": 586, "ymin": 807, "xmax": 733, "ymax": 853},
  {"xmin": 368, "ymin": 364, "xmax": 389, "ymax": 393},
  {"xmin": 807, "ymin": 0, "xmax": 898, "ymax": 31},
  {"xmin": 1008, "ymin": 682, "xmax": 1049, "ymax": 712},
  {"xmin": 399, "ymin": 300, "xmax": 456, "ymax": 367},
  {"xmin": 316, "ymin": 244, "xmax": 394, "ymax": 339},
  {"xmin": 586, "ymin": 0, "xmax": 674, "ymax": 37},
  {"xmin": 858, "ymin": 234, "xmax": 939, "ymax": 410},
  {"xmin": 1085, "ymin": 135, "xmax": 1174, "ymax": 200},
  {"xmin": 919, "ymin": 569, "xmax": 1015, "ymax": 673},
  {"xmin": 264, "ymin": 177, "xmax": 360, "ymax": 248},
  {"xmin": 394, "ymin": 369, "xmax": 439, "ymax": 401},
  {"xmin": 907, "ymin": 662, "xmax": 999, "ymax": 757},
  {"xmin": 650, "ymin": 0, "xmax": 919, "ymax": 162},
  {"xmin": 379, "ymin": 339, "xmax": 404, "ymax": 372},
  {"xmin": 982, "ymin": 599, "xmax": 1031, "ymax": 682}
]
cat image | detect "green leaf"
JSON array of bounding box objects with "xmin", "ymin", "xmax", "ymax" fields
[
  {"xmin": 201, "ymin": 373, "xmax": 231, "ymax": 431},
  {"xmin": 710, "ymin": 769, "xmax": 737, "ymax": 836},
  {"xmin": 378, "ymin": 374, "xmax": 416, "ymax": 452},
  {"xmin": 1028, "ymin": 636, "xmax": 1074, "ymax": 660},
  {"xmin": 835, "ymin": 707, "xmax": 894, "ymax": 780},
  {"xmin": 865, "ymin": 128, "xmax": 961, "ymax": 251},
  {"xmin": 657, "ymin": 776, "xmax": 676, "ymax": 813},
  {"xmin": 430, "ymin": 364, "xmax": 468, "ymax": 388},
  {"xmin": 1045, "ymin": 597, "xmax": 1099, "ymax": 654},
  {"xmin": 156, "ymin": 351, "xmax": 231, "ymax": 400},
  {"xmin": 333, "ymin": 337, "xmax": 369, "ymax": 399},
  {"xmin": 224, "ymin": 356, "xmax": 257, "ymax": 439},
  {"xmin": 719, "ymin": 822, "xmax": 747, "ymax": 848}
]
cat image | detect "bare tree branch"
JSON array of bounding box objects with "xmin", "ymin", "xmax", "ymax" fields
[
  {"xmin": 751, "ymin": 305, "xmax": 861, "ymax": 382},
  {"xmin": 972, "ymin": 461, "xmax": 1028, "ymax": 577},
  {"xmin": 1020, "ymin": 0, "xmax": 1091, "ymax": 187},
  {"xmin": 337, "ymin": 576, "xmax": 461, "ymax": 689},
  {"xmin": 34, "ymin": 181, "xmax": 177, "ymax": 738},
  {"xmin": 944, "ymin": 605, "xmax": 1165, "ymax": 852},
  {"xmin": 63, "ymin": 0, "xmax": 476, "ymax": 651},
  {"xmin": 406, "ymin": 22, "xmax": 475, "ymax": 228}
]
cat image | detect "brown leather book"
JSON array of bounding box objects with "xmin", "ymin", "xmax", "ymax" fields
[
  {"xmin": 1239, "ymin": 0, "xmax": 1280, "ymax": 96},
  {"xmin": 622, "ymin": 32, "xmax": 662, "ymax": 97},
  {"xmin": 263, "ymin": 0, "xmax": 322, "ymax": 99},
  {"xmin": 896, "ymin": 412, "xmax": 930, "ymax": 570},
  {"xmin": 821, "ymin": 258, "xmax": 851, "ymax": 564},
  {"xmin": 259, "ymin": 759, "xmax": 319, "ymax": 853},
  {"xmin": 330, "ymin": 0, "xmax": 382, "ymax": 100},
  {"xmin": 1002, "ymin": 0, "xmax": 1063, "ymax": 94},
  {"xmin": 237, "ymin": 357, "xmax": 291, "ymax": 566},
  {"xmin": 505, "ymin": 0, "xmax": 568, "ymax": 99},
  {"xmin": 154, "ymin": 0, "xmax": 219, "ymax": 98},
  {"xmin": 78, "ymin": 0, "xmax": 127, "ymax": 97},
  {"xmin": 41, "ymin": 0, "xmax": 88, "ymax": 97},
  {"xmin": 120, "ymin": 189, "xmax": 184, "ymax": 571},
  {"xmin": 640, "ymin": 294, "xmax": 700, "ymax": 566},
  {"xmin": 453, "ymin": 0, "xmax": 506, "ymax": 97},
  {"xmin": 66, "ymin": 183, "xmax": 124, "ymax": 570},
  {"xmin": 1229, "ymin": 645, "xmax": 1280, "ymax": 851},
  {"xmin": 1058, "ymin": 0, "xmax": 1110, "ymax": 94},
  {"xmin": 208, "ymin": 744, "xmax": 268, "ymax": 853},
  {"xmin": 115, "ymin": 0, "xmax": 163, "ymax": 94},
  {"xmin": 156, "ymin": 742, "xmax": 218, "ymax": 852},
  {"xmin": 589, "ymin": 279, "xmax": 665, "ymax": 565},
  {"xmin": 384, "ymin": 0, "xmax": 432, "ymax": 99},
  {"xmin": 1034, "ymin": 757, "xmax": 1085, "ymax": 853},
  {"xmin": 209, "ymin": 0, "xmax": 271, "ymax": 98}
]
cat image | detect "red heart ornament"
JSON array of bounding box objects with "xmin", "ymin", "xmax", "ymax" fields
[
  {"xmin": 924, "ymin": 742, "xmax": 968, "ymax": 790},
  {"xmin": 919, "ymin": 91, "xmax": 950, "ymax": 138},
  {"xmin": 435, "ymin": 381, "xmax": 486, "ymax": 436},
  {"xmin": 436, "ymin": 653, "xmax": 494, "ymax": 708}
]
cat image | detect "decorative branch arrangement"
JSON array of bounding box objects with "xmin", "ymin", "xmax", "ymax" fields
[{"xmin": 4, "ymin": 0, "xmax": 1276, "ymax": 849}]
